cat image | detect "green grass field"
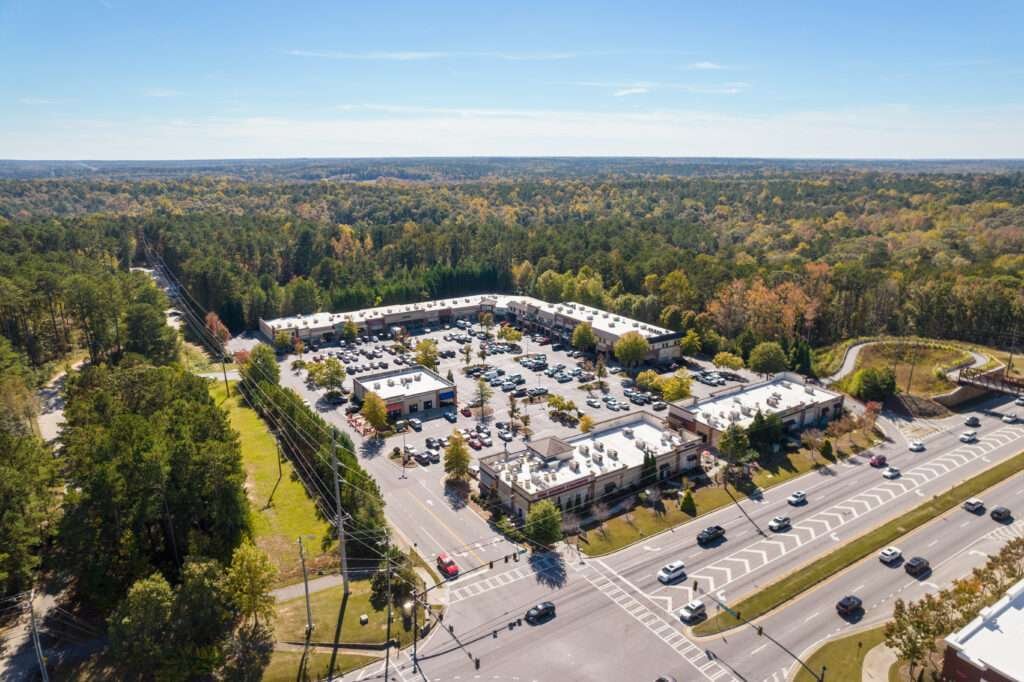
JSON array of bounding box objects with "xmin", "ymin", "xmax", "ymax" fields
[
  {"xmin": 837, "ymin": 342, "xmax": 969, "ymax": 396},
  {"xmin": 276, "ymin": 579, "xmax": 427, "ymax": 648},
  {"xmin": 210, "ymin": 381, "xmax": 334, "ymax": 586},
  {"xmin": 693, "ymin": 449, "xmax": 1024, "ymax": 635},
  {"xmin": 794, "ymin": 624, "xmax": 887, "ymax": 682},
  {"xmin": 263, "ymin": 650, "xmax": 377, "ymax": 681}
]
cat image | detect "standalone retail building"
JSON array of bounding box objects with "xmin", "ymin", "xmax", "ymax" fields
[
  {"xmin": 352, "ymin": 365, "xmax": 456, "ymax": 419},
  {"xmin": 943, "ymin": 577, "xmax": 1024, "ymax": 682},
  {"xmin": 479, "ymin": 412, "xmax": 702, "ymax": 521}
]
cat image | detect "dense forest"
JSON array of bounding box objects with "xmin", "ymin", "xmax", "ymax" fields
[{"xmin": 4, "ymin": 167, "xmax": 1021, "ymax": 372}]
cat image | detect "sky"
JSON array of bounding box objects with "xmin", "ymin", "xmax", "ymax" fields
[{"xmin": 2, "ymin": 0, "xmax": 1023, "ymax": 160}]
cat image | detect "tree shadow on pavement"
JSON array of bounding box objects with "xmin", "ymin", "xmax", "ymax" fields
[
  {"xmin": 360, "ymin": 438, "xmax": 385, "ymax": 460},
  {"xmin": 529, "ymin": 551, "xmax": 566, "ymax": 589},
  {"xmin": 443, "ymin": 480, "xmax": 469, "ymax": 510}
]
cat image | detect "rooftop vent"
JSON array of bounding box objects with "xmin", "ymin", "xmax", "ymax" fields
[
  {"xmin": 373, "ymin": 383, "xmax": 381, "ymax": 390},
  {"xmin": 607, "ymin": 448, "xmax": 618, "ymax": 460}
]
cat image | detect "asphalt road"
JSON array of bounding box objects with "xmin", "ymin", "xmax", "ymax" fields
[{"xmin": 349, "ymin": 393, "xmax": 1024, "ymax": 682}]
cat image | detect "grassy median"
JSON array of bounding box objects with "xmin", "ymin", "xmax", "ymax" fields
[
  {"xmin": 692, "ymin": 449, "xmax": 1024, "ymax": 636},
  {"xmin": 263, "ymin": 650, "xmax": 377, "ymax": 681}
]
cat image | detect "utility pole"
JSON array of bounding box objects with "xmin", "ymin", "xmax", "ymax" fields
[
  {"xmin": 384, "ymin": 532, "xmax": 393, "ymax": 682},
  {"xmin": 265, "ymin": 434, "xmax": 283, "ymax": 509},
  {"xmin": 411, "ymin": 597, "xmax": 420, "ymax": 670},
  {"xmin": 905, "ymin": 343, "xmax": 919, "ymax": 395},
  {"xmin": 331, "ymin": 432, "xmax": 350, "ymax": 596},
  {"xmin": 297, "ymin": 537, "xmax": 314, "ymax": 638},
  {"xmin": 28, "ymin": 590, "xmax": 49, "ymax": 682}
]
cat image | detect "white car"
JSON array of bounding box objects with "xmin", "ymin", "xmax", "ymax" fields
[
  {"xmin": 1002, "ymin": 414, "xmax": 1018, "ymax": 424},
  {"xmin": 908, "ymin": 440, "xmax": 925, "ymax": 452},
  {"xmin": 879, "ymin": 547, "xmax": 902, "ymax": 564},
  {"xmin": 883, "ymin": 466, "xmax": 901, "ymax": 479},
  {"xmin": 960, "ymin": 431, "xmax": 978, "ymax": 443},
  {"xmin": 678, "ymin": 599, "xmax": 706, "ymax": 623},
  {"xmin": 657, "ymin": 560, "xmax": 686, "ymax": 584},
  {"xmin": 586, "ymin": 398, "xmax": 602, "ymax": 408},
  {"xmin": 787, "ymin": 491, "xmax": 807, "ymax": 506},
  {"xmin": 768, "ymin": 516, "xmax": 791, "ymax": 532},
  {"xmin": 1015, "ymin": 396, "xmax": 1024, "ymax": 407}
]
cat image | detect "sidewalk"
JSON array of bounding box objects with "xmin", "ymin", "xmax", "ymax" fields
[{"xmin": 862, "ymin": 642, "xmax": 897, "ymax": 681}]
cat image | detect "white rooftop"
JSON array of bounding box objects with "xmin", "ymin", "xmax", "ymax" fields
[
  {"xmin": 260, "ymin": 294, "xmax": 674, "ymax": 340},
  {"xmin": 486, "ymin": 413, "xmax": 690, "ymax": 494},
  {"xmin": 946, "ymin": 577, "xmax": 1024, "ymax": 679},
  {"xmin": 354, "ymin": 366, "xmax": 452, "ymax": 402},
  {"xmin": 677, "ymin": 372, "xmax": 841, "ymax": 432}
]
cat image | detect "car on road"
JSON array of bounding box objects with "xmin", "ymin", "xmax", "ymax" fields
[
  {"xmin": 964, "ymin": 415, "xmax": 981, "ymax": 427},
  {"xmin": 443, "ymin": 411, "xmax": 457, "ymax": 423},
  {"xmin": 908, "ymin": 440, "xmax": 925, "ymax": 452},
  {"xmin": 787, "ymin": 491, "xmax": 807, "ymax": 506},
  {"xmin": 525, "ymin": 601, "xmax": 556, "ymax": 624},
  {"xmin": 964, "ymin": 498, "xmax": 985, "ymax": 513},
  {"xmin": 436, "ymin": 553, "xmax": 460, "ymax": 578},
  {"xmin": 697, "ymin": 525, "xmax": 726, "ymax": 545},
  {"xmin": 1002, "ymin": 413, "xmax": 1018, "ymax": 424},
  {"xmin": 768, "ymin": 516, "xmax": 791, "ymax": 532},
  {"xmin": 879, "ymin": 547, "xmax": 902, "ymax": 564},
  {"xmin": 882, "ymin": 466, "xmax": 901, "ymax": 479},
  {"xmin": 991, "ymin": 506, "xmax": 1013, "ymax": 523},
  {"xmin": 869, "ymin": 454, "xmax": 887, "ymax": 467},
  {"xmin": 657, "ymin": 560, "xmax": 687, "ymax": 584},
  {"xmin": 677, "ymin": 600, "xmax": 707, "ymax": 623},
  {"xmin": 904, "ymin": 556, "xmax": 930, "ymax": 577},
  {"xmin": 836, "ymin": 595, "xmax": 862, "ymax": 617},
  {"xmin": 960, "ymin": 430, "xmax": 978, "ymax": 443}
]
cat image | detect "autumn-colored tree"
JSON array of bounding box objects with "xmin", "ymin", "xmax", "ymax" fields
[
  {"xmin": 571, "ymin": 322, "xmax": 598, "ymax": 351},
  {"xmin": 579, "ymin": 415, "xmax": 594, "ymax": 433},
  {"xmin": 205, "ymin": 311, "xmax": 231, "ymax": 346},
  {"xmin": 360, "ymin": 392, "xmax": 389, "ymax": 433},
  {"xmin": 712, "ymin": 351, "xmax": 744, "ymax": 370},
  {"xmin": 613, "ymin": 331, "xmax": 650, "ymax": 369},
  {"xmin": 679, "ymin": 329, "xmax": 702, "ymax": 357}
]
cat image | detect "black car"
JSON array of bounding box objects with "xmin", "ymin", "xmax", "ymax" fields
[
  {"xmin": 525, "ymin": 601, "xmax": 556, "ymax": 624},
  {"xmin": 904, "ymin": 557, "xmax": 930, "ymax": 577},
  {"xmin": 965, "ymin": 415, "xmax": 981, "ymax": 427},
  {"xmin": 991, "ymin": 506, "xmax": 1013, "ymax": 522},
  {"xmin": 836, "ymin": 595, "xmax": 862, "ymax": 616},
  {"xmin": 697, "ymin": 525, "xmax": 726, "ymax": 545}
]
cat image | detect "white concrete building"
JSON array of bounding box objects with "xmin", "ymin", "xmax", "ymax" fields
[
  {"xmin": 352, "ymin": 365, "xmax": 457, "ymax": 419},
  {"xmin": 667, "ymin": 372, "xmax": 844, "ymax": 447},
  {"xmin": 258, "ymin": 293, "xmax": 682, "ymax": 362},
  {"xmin": 943, "ymin": 577, "xmax": 1024, "ymax": 682},
  {"xmin": 479, "ymin": 412, "xmax": 702, "ymax": 521}
]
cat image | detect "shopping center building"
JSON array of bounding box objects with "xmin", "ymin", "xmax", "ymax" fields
[
  {"xmin": 478, "ymin": 412, "xmax": 702, "ymax": 521},
  {"xmin": 351, "ymin": 365, "xmax": 457, "ymax": 419}
]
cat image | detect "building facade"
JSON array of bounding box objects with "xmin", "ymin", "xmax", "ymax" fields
[
  {"xmin": 352, "ymin": 365, "xmax": 457, "ymax": 419},
  {"xmin": 667, "ymin": 372, "xmax": 844, "ymax": 447},
  {"xmin": 479, "ymin": 412, "xmax": 702, "ymax": 522}
]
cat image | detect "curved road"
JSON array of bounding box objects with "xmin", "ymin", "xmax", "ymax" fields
[{"xmin": 824, "ymin": 340, "xmax": 989, "ymax": 386}]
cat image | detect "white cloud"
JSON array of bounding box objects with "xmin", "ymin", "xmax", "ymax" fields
[
  {"xmin": 8, "ymin": 104, "xmax": 1024, "ymax": 159},
  {"xmin": 574, "ymin": 80, "xmax": 748, "ymax": 95},
  {"xmin": 613, "ymin": 87, "xmax": 649, "ymax": 97},
  {"xmin": 144, "ymin": 88, "xmax": 183, "ymax": 98},
  {"xmin": 688, "ymin": 61, "xmax": 727, "ymax": 70}
]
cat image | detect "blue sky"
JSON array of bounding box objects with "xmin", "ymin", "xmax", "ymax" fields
[{"xmin": 2, "ymin": 0, "xmax": 1023, "ymax": 159}]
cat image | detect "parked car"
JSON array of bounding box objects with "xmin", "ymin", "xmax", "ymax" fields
[
  {"xmin": 787, "ymin": 491, "xmax": 807, "ymax": 506},
  {"xmin": 904, "ymin": 557, "xmax": 930, "ymax": 577},
  {"xmin": 652, "ymin": 401, "xmax": 668, "ymax": 411},
  {"xmin": 768, "ymin": 516, "xmax": 791, "ymax": 532},
  {"xmin": 525, "ymin": 601, "xmax": 556, "ymax": 624},
  {"xmin": 836, "ymin": 595, "xmax": 863, "ymax": 617},
  {"xmin": 498, "ymin": 430, "xmax": 514, "ymax": 442},
  {"xmin": 697, "ymin": 525, "xmax": 726, "ymax": 545},
  {"xmin": 586, "ymin": 398, "xmax": 602, "ymax": 408},
  {"xmin": 443, "ymin": 411, "xmax": 457, "ymax": 423},
  {"xmin": 677, "ymin": 600, "xmax": 706, "ymax": 623},
  {"xmin": 879, "ymin": 547, "xmax": 902, "ymax": 564},
  {"xmin": 657, "ymin": 560, "xmax": 686, "ymax": 584},
  {"xmin": 461, "ymin": 406, "xmax": 472, "ymax": 417},
  {"xmin": 436, "ymin": 553, "xmax": 460, "ymax": 578}
]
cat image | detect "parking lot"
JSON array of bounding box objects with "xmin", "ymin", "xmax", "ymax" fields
[{"xmin": 281, "ymin": 320, "xmax": 760, "ymax": 470}]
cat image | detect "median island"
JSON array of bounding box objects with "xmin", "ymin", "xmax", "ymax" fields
[{"xmin": 691, "ymin": 449, "xmax": 1024, "ymax": 636}]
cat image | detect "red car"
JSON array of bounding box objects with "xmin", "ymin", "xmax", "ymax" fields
[
  {"xmin": 468, "ymin": 437, "xmax": 483, "ymax": 450},
  {"xmin": 869, "ymin": 454, "xmax": 887, "ymax": 467},
  {"xmin": 460, "ymin": 406, "xmax": 472, "ymax": 417},
  {"xmin": 436, "ymin": 553, "xmax": 459, "ymax": 578}
]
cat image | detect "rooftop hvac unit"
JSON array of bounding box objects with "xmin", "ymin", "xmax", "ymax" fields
[
  {"xmin": 608, "ymin": 448, "xmax": 618, "ymax": 460},
  {"xmin": 570, "ymin": 460, "xmax": 580, "ymax": 472},
  {"xmin": 632, "ymin": 322, "xmax": 638, "ymax": 327},
  {"xmin": 614, "ymin": 316, "xmax": 620, "ymax": 321},
  {"xmin": 623, "ymin": 427, "xmax": 634, "ymax": 437},
  {"xmin": 414, "ymin": 374, "xmax": 421, "ymax": 381},
  {"xmin": 578, "ymin": 444, "xmax": 589, "ymax": 455},
  {"xmin": 636, "ymin": 440, "xmax": 647, "ymax": 452},
  {"xmin": 602, "ymin": 312, "xmax": 609, "ymax": 318},
  {"xmin": 594, "ymin": 441, "xmax": 604, "ymax": 452},
  {"xmin": 593, "ymin": 452, "xmax": 604, "ymax": 465},
  {"xmin": 374, "ymin": 383, "xmax": 381, "ymax": 390},
  {"xmin": 587, "ymin": 315, "xmax": 594, "ymax": 321},
  {"xmin": 387, "ymin": 379, "xmax": 395, "ymax": 386},
  {"xmin": 805, "ymin": 386, "xmax": 815, "ymax": 395},
  {"xmin": 610, "ymin": 322, "xmax": 615, "ymax": 328}
]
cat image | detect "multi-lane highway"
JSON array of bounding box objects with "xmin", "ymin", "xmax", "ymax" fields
[{"xmin": 349, "ymin": 393, "xmax": 1024, "ymax": 682}]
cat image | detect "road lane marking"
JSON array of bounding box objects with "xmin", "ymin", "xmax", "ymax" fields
[
  {"xmin": 750, "ymin": 643, "xmax": 767, "ymax": 656},
  {"xmin": 803, "ymin": 611, "xmax": 820, "ymax": 623},
  {"xmin": 927, "ymin": 539, "xmax": 938, "ymax": 548}
]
